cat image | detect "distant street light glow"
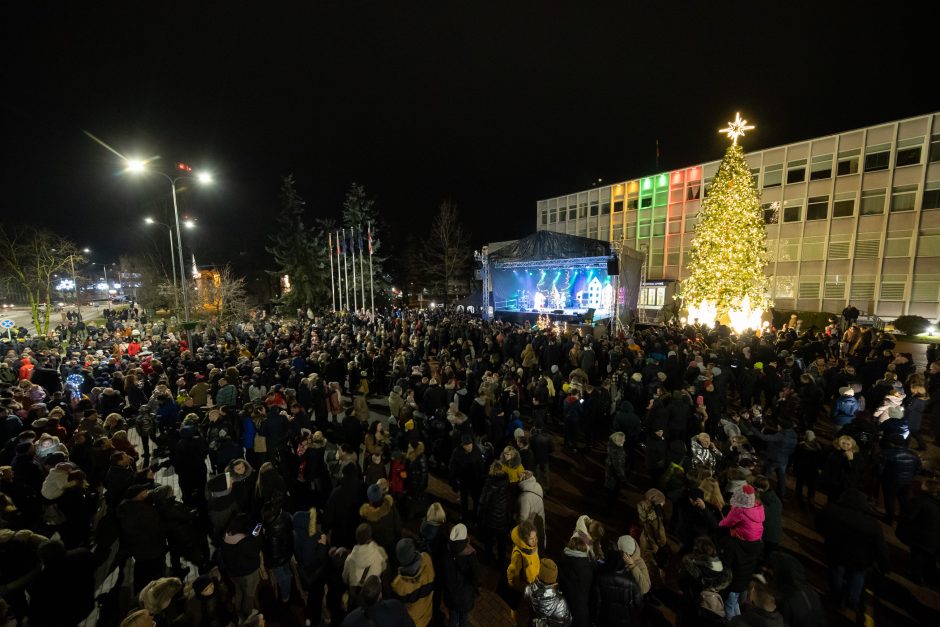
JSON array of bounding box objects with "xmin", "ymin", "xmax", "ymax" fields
[
  {"xmin": 197, "ymin": 172, "xmax": 213, "ymax": 184},
  {"xmin": 145, "ymin": 217, "xmax": 155, "ymax": 224},
  {"xmin": 126, "ymin": 158, "xmax": 146, "ymax": 173},
  {"xmin": 184, "ymin": 219, "xmax": 196, "ymax": 228}
]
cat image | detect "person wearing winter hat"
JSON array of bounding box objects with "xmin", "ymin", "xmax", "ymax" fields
[
  {"xmin": 792, "ymin": 430, "xmax": 824, "ymax": 507},
  {"xmin": 443, "ymin": 522, "xmax": 480, "ymax": 626},
  {"xmin": 718, "ymin": 484, "xmax": 766, "ymax": 619},
  {"xmin": 139, "ymin": 577, "xmax": 184, "ymax": 619},
  {"xmin": 391, "ymin": 538, "xmax": 436, "ymax": 626},
  {"xmin": 119, "ymin": 609, "xmax": 156, "ymax": 627},
  {"xmin": 616, "ymin": 535, "xmax": 652, "ymax": 594},
  {"xmin": 677, "ymin": 536, "xmax": 732, "ymax": 625},
  {"xmin": 832, "ymin": 387, "xmax": 860, "ymax": 426},
  {"xmin": 360, "ymin": 482, "xmax": 402, "ymax": 561},
  {"xmin": 342, "ymin": 523, "xmax": 388, "ymax": 593},
  {"xmin": 720, "ymin": 484, "xmax": 765, "ymax": 542},
  {"xmin": 520, "ymin": 557, "xmax": 571, "ymax": 625}
]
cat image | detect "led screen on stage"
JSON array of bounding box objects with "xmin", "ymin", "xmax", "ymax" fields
[{"xmin": 492, "ymin": 265, "xmax": 613, "ymax": 319}]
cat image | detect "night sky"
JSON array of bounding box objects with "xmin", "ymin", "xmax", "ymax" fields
[{"xmin": 3, "ymin": 2, "xmax": 938, "ymax": 274}]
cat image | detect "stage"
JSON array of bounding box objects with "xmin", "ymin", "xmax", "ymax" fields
[{"xmin": 493, "ymin": 307, "xmax": 604, "ymax": 326}]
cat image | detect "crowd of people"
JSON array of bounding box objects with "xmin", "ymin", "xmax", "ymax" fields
[{"xmin": 0, "ymin": 305, "xmax": 938, "ymax": 626}]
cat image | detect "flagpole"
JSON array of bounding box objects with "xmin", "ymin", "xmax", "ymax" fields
[
  {"xmin": 358, "ymin": 225, "xmax": 366, "ymax": 309},
  {"xmin": 349, "ymin": 228, "xmax": 359, "ymax": 312},
  {"xmin": 368, "ymin": 221, "xmax": 375, "ymax": 314},
  {"xmin": 328, "ymin": 232, "xmax": 336, "ymax": 312},
  {"xmin": 342, "ymin": 230, "xmax": 350, "ymax": 311}
]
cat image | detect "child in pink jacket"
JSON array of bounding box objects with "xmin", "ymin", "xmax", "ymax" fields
[{"xmin": 719, "ymin": 484, "xmax": 765, "ymax": 541}]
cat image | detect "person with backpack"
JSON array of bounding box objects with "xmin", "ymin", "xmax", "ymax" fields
[
  {"xmin": 678, "ymin": 536, "xmax": 731, "ymax": 626},
  {"xmin": 342, "ymin": 523, "xmax": 388, "ymax": 609}
]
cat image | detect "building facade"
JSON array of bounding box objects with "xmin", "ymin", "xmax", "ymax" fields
[{"xmin": 536, "ymin": 112, "xmax": 940, "ymax": 321}]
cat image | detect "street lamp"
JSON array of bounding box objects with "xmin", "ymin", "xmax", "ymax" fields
[
  {"xmin": 144, "ymin": 217, "xmax": 179, "ymax": 312},
  {"xmin": 54, "ymin": 247, "xmax": 90, "ymax": 320},
  {"xmin": 126, "ymin": 158, "xmax": 212, "ymax": 344}
]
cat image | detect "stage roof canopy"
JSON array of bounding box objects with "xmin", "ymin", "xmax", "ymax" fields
[{"xmin": 488, "ymin": 231, "xmax": 611, "ymax": 263}]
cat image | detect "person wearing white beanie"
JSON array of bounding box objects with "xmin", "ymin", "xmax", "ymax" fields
[{"xmin": 615, "ymin": 534, "xmax": 651, "ymax": 595}]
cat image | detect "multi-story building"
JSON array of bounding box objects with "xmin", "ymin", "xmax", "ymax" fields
[{"xmin": 536, "ymin": 112, "xmax": 940, "ymax": 322}]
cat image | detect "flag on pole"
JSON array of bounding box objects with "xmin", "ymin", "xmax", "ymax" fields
[
  {"xmin": 367, "ymin": 223, "xmax": 373, "ymax": 255},
  {"xmin": 358, "ymin": 227, "xmax": 364, "ymax": 254},
  {"xmin": 336, "ymin": 230, "xmax": 341, "ymax": 257}
]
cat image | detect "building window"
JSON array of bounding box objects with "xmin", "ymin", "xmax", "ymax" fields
[
  {"xmin": 589, "ymin": 201, "xmax": 599, "ymax": 217},
  {"xmin": 807, "ymin": 195, "xmax": 829, "ymax": 220},
  {"xmin": 786, "ymin": 159, "xmax": 807, "ymax": 184},
  {"xmin": 626, "ymin": 197, "xmax": 638, "ymax": 210},
  {"xmin": 891, "ymin": 185, "xmax": 917, "ymax": 212},
  {"xmin": 778, "ymin": 239, "xmax": 799, "ymax": 261},
  {"xmin": 640, "ymin": 197, "xmax": 652, "ymax": 209},
  {"xmin": 930, "ymin": 134, "xmax": 940, "ymax": 163},
  {"xmin": 923, "ymin": 182, "xmax": 940, "ymax": 210},
  {"xmin": 763, "ymin": 164, "xmax": 782, "ymax": 188},
  {"xmin": 801, "ymin": 236, "xmax": 825, "ymax": 260},
  {"xmin": 613, "ymin": 200, "xmax": 624, "ymax": 212},
  {"xmin": 810, "ymin": 154, "xmax": 833, "ymax": 180},
  {"xmin": 895, "ymin": 137, "xmax": 923, "ymax": 167},
  {"xmin": 832, "ymin": 191, "xmax": 856, "ymax": 217},
  {"xmin": 837, "ymin": 148, "xmax": 860, "ymax": 175},
  {"xmin": 783, "ymin": 199, "xmax": 803, "ymax": 223},
  {"xmin": 885, "ymin": 232, "xmax": 911, "ymax": 257},
  {"xmin": 625, "ymin": 224, "xmax": 637, "ymax": 239},
  {"xmin": 828, "ymin": 234, "xmax": 851, "ymax": 259},
  {"xmin": 860, "ymin": 189, "xmax": 886, "ymax": 215},
  {"xmin": 568, "ymin": 207, "xmax": 576, "ymax": 220},
  {"xmin": 541, "ymin": 210, "xmax": 548, "ymax": 226},
  {"xmin": 686, "ymin": 182, "xmax": 701, "ymax": 200},
  {"xmin": 578, "ymin": 203, "xmax": 587, "ymax": 218},
  {"xmin": 918, "ymin": 234, "xmax": 940, "ymax": 256},
  {"xmin": 762, "ymin": 202, "xmax": 779, "ymax": 224},
  {"xmin": 601, "ymin": 200, "xmax": 610, "ymax": 215},
  {"xmin": 864, "ymin": 143, "xmax": 891, "ymax": 172},
  {"xmin": 703, "ymin": 177, "xmax": 714, "ymax": 197},
  {"xmin": 855, "ymin": 234, "xmax": 881, "ymax": 259}
]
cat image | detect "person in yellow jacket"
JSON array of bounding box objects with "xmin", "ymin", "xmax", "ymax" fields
[
  {"xmin": 498, "ymin": 446, "xmax": 526, "ymax": 484},
  {"xmin": 391, "ymin": 538, "xmax": 435, "ymax": 627},
  {"xmin": 507, "ymin": 520, "xmax": 540, "ymax": 592}
]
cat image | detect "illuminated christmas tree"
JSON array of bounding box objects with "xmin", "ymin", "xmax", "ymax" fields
[{"xmin": 681, "ymin": 113, "xmax": 769, "ymax": 330}]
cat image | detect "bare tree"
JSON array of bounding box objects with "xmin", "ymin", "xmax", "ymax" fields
[
  {"xmin": 423, "ymin": 202, "xmax": 472, "ymax": 306},
  {"xmin": 0, "ymin": 226, "xmax": 82, "ymax": 335}
]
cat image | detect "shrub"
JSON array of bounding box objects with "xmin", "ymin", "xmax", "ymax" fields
[{"xmin": 890, "ymin": 315, "xmax": 931, "ymax": 336}]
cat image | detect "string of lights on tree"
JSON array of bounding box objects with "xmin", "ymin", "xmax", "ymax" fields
[{"xmin": 679, "ymin": 113, "xmax": 770, "ymax": 331}]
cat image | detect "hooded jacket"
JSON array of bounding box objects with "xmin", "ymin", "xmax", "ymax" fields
[
  {"xmin": 690, "ymin": 436, "xmax": 723, "ymax": 474},
  {"xmin": 342, "ymin": 540, "xmax": 388, "ymax": 588},
  {"xmin": 391, "ymin": 552, "xmax": 435, "ymax": 627},
  {"xmin": 719, "ymin": 502, "xmax": 765, "ymax": 542},
  {"xmin": 477, "ymin": 468, "xmax": 512, "ymax": 532},
  {"xmin": 360, "ymin": 494, "xmax": 402, "ymax": 559},
  {"xmin": 499, "ymin": 447, "xmax": 525, "ymax": 484},
  {"xmin": 591, "ymin": 555, "xmax": 644, "ymax": 627},
  {"xmin": 525, "ymin": 580, "xmax": 573, "ymax": 626},
  {"xmin": 518, "ymin": 475, "xmax": 546, "ymax": 545},
  {"xmin": 605, "ymin": 434, "xmax": 628, "ymax": 490},
  {"xmin": 507, "ymin": 525, "xmax": 540, "ymax": 592}
]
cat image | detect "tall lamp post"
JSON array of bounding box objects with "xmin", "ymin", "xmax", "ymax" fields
[
  {"xmin": 126, "ymin": 159, "xmax": 212, "ymax": 346},
  {"xmin": 144, "ymin": 216, "xmax": 195, "ymax": 314},
  {"xmin": 68, "ymin": 247, "xmax": 91, "ymax": 321}
]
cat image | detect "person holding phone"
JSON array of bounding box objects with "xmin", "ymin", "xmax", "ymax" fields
[{"xmin": 220, "ymin": 514, "xmax": 265, "ymax": 621}]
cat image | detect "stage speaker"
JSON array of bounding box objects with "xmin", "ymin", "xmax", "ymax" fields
[
  {"xmin": 607, "ymin": 258, "xmax": 619, "ymax": 275},
  {"xmin": 585, "ymin": 308, "xmax": 596, "ymax": 323}
]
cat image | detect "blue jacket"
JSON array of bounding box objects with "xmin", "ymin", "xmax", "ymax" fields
[
  {"xmin": 831, "ymin": 396, "xmax": 859, "ymax": 425},
  {"xmin": 879, "ymin": 447, "xmax": 922, "ymax": 486},
  {"xmin": 242, "ymin": 416, "xmax": 257, "ymax": 450},
  {"xmin": 755, "ymin": 427, "xmax": 798, "ymax": 465}
]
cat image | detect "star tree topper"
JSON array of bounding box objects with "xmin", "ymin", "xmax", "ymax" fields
[{"xmin": 719, "ymin": 112, "xmax": 755, "ymax": 145}]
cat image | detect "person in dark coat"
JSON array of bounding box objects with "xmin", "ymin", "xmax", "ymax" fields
[
  {"xmin": 102, "ymin": 451, "xmax": 136, "ymax": 511},
  {"xmin": 590, "ymin": 547, "xmax": 644, "ymax": 627},
  {"xmin": 792, "ymin": 430, "xmax": 825, "ymax": 508},
  {"xmin": 673, "ymin": 488, "xmax": 720, "ymax": 551},
  {"xmin": 359, "ymin": 483, "xmax": 403, "ymax": 562},
  {"xmin": 324, "ymin": 462, "xmax": 363, "ymax": 550},
  {"xmin": 151, "ymin": 485, "xmax": 209, "ymax": 575},
  {"xmin": 751, "ymin": 419, "xmax": 798, "ymax": 498},
  {"xmin": 476, "ymin": 462, "xmax": 512, "ymax": 564},
  {"xmin": 292, "ymin": 507, "xmax": 330, "ymax": 626},
  {"xmin": 605, "ymin": 432, "xmax": 628, "ymax": 499},
  {"xmin": 117, "ymin": 483, "xmax": 168, "ymax": 593},
  {"xmin": 820, "ymin": 435, "xmax": 860, "ymax": 503},
  {"xmin": 718, "ymin": 531, "xmax": 763, "ymax": 619},
  {"xmin": 261, "ymin": 497, "xmax": 295, "ymax": 603},
  {"xmin": 897, "ymin": 478, "xmax": 940, "ymax": 584},
  {"xmin": 442, "ymin": 523, "xmax": 480, "ymax": 627},
  {"xmin": 27, "ymin": 539, "xmax": 95, "ymax": 626},
  {"xmin": 816, "ymin": 488, "xmax": 889, "ymax": 610},
  {"xmin": 172, "ymin": 424, "xmax": 209, "ymax": 510},
  {"xmin": 220, "ymin": 514, "xmax": 263, "ymax": 621},
  {"xmin": 341, "ymin": 574, "xmax": 415, "ymax": 627},
  {"xmin": 558, "ymin": 535, "xmax": 595, "ymax": 627},
  {"xmin": 766, "ymin": 552, "xmax": 824, "ymax": 627},
  {"xmin": 878, "ymin": 433, "xmax": 922, "ymax": 524},
  {"xmin": 448, "ymin": 434, "xmax": 484, "ymax": 522}
]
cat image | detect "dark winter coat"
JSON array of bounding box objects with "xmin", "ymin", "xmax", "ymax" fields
[
  {"xmin": 448, "ymin": 444, "xmax": 485, "ymax": 491},
  {"xmin": 359, "ymin": 495, "xmax": 403, "ymax": 559},
  {"xmin": 879, "ymin": 446, "xmax": 922, "ymax": 487},
  {"xmin": 220, "ymin": 531, "xmax": 262, "ymax": 578},
  {"xmin": 558, "ymin": 546, "xmax": 595, "ymax": 627},
  {"xmin": 324, "ymin": 465, "xmax": 363, "ymax": 549},
  {"xmin": 262, "ymin": 508, "xmax": 294, "ymax": 567},
  {"xmin": 529, "ymin": 430, "xmax": 555, "ymax": 465},
  {"xmin": 27, "ymin": 545, "xmax": 95, "ymax": 627},
  {"xmin": 443, "ymin": 541, "xmax": 480, "ymax": 613},
  {"xmin": 753, "ymin": 427, "xmax": 798, "ymax": 466},
  {"xmin": 477, "ymin": 470, "xmax": 512, "ymax": 532},
  {"xmin": 897, "ymin": 494, "xmax": 940, "ymax": 554},
  {"xmin": 816, "ymin": 488, "xmax": 888, "ymax": 572},
  {"xmin": 766, "ymin": 552, "xmax": 825, "ymax": 627},
  {"xmin": 612, "ymin": 401, "xmax": 642, "ymax": 441},
  {"xmin": 591, "ymin": 557, "xmax": 644, "ymax": 627},
  {"xmin": 604, "ymin": 440, "xmax": 628, "ymax": 490},
  {"xmin": 759, "ymin": 489, "xmax": 783, "ymax": 545},
  {"xmin": 292, "ymin": 509, "xmax": 329, "ymax": 589},
  {"xmin": 117, "ymin": 497, "xmax": 167, "ymax": 560},
  {"xmin": 340, "ymin": 600, "xmax": 415, "ymax": 627},
  {"xmin": 719, "ymin": 534, "xmax": 764, "ymax": 593}
]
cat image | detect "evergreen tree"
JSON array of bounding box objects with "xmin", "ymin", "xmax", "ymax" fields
[
  {"xmin": 681, "ymin": 141, "xmax": 769, "ymax": 327},
  {"xmin": 340, "ymin": 183, "xmax": 389, "ymax": 305},
  {"xmin": 266, "ymin": 175, "xmax": 331, "ymax": 308}
]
